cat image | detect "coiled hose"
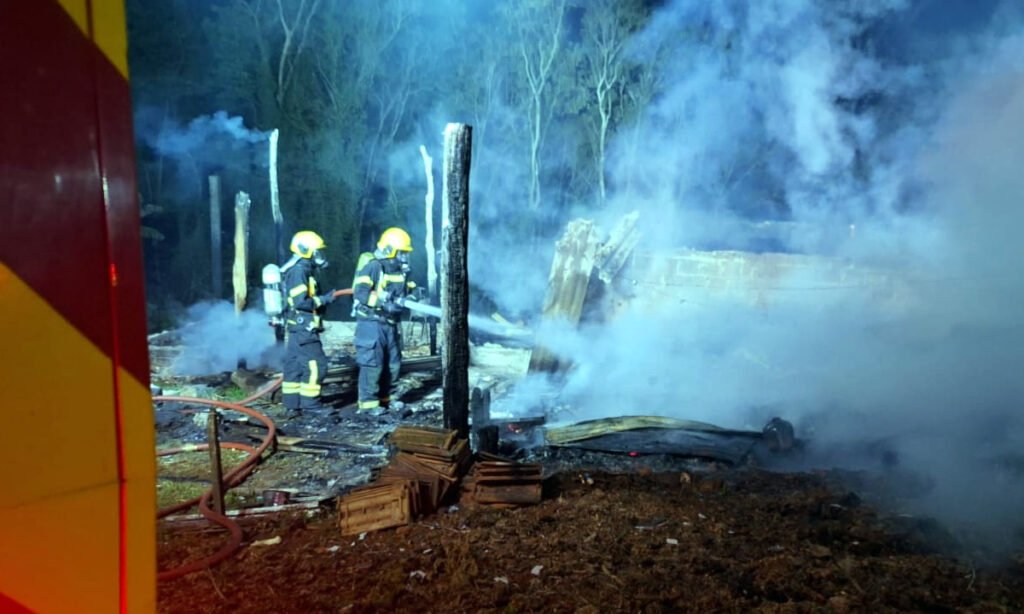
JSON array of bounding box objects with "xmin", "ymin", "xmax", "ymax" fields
[{"xmin": 154, "ymin": 377, "xmax": 281, "ymax": 581}]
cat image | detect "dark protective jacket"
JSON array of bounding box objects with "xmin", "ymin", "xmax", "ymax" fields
[
  {"xmin": 281, "ymin": 257, "xmax": 330, "ymax": 332},
  {"xmin": 352, "ymin": 257, "xmax": 414, "ymax": 323}
]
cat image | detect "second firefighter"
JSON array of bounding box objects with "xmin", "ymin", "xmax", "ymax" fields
[{"xmin": 352, "ymin": 227, "xmax": 417, "ymax": 414}]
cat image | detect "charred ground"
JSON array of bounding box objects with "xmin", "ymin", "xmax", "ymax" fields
[{"xmin": 158, "ymin": 466, "xmax": 1024, "ymax": 612}]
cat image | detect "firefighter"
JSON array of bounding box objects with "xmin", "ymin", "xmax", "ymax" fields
[
  {"xmin": 352, "ymin": 227, "xmax": 417, "ymax": 414},
  {"xmin": 281, "ymin": 230, "xmax": 337, "ymax": 415}
]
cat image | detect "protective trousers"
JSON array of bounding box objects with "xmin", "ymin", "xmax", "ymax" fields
[
  {"xmin": 354, "ymin": 318, "xmax": 402, "ymax": 411},
  {"xmin": 282, "ymin": 327, "xmax": 328, "ymax": 410}
]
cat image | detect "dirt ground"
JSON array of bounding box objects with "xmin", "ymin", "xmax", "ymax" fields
[{"xmin": 157, "ymin": 462, "xmax": 1024, "ymax": 613}]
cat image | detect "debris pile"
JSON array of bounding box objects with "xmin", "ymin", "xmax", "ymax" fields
[
  {"xmin": 338, "ymin": 426, "xmax": 546, "ymax": 535},
  {"xmin": 338, "ymin": 426, "xmax": 470, "ymax": 535}
]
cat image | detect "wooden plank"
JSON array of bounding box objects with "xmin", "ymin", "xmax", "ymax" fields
[
  {"xmin": 390, "ymin": 425, "xmax": 458, "ymax": 451},
  {"xmin": 594, "ymin": 211, "xmax": 639, "ymax": 284},
  {"xmin": 474, "ymin": 483, "xmax": 542, "ymax": 505},
  {"xmin": 476, "ymin": 451, "xmax": 516, "ymax": 463},
  {"xmin": 528, "ymin": 219, "xmax": 599, "ymax": 374}
]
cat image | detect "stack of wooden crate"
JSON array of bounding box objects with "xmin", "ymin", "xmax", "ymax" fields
[
  {"xmin": 463, "ymin": 451, "xmax": 543, "ymax": 506},
  {"xmin": 338, "ymin": 426, "xmax": 472, "ymax": 536}
]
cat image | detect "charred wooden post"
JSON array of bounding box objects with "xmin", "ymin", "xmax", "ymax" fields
[
  {"xmin": 208, "ymin": 174, "xmax": 222, "ymax": 298},
  {"xmin": 471, "ymin": 387, "xmax": 497, "ymax": 453},
  {"xmin": 528, "ymin": 219, "xmax": 599, "ymax": 374},
  {"xmin": 268, "ymin": 129, "xmax": 285, "ymax": 264},
  {"xmin": 441, "ymin": 123, "xmax": 472, "ymax": 439},
  {"xmin": 206, "ymin": 410, "xmax": 225, "ymax": 516},
  {"xmin": 233, "ymin": 191, "xmax": 251, "ymax": 369},
  {"xmin": 420, "ymin": 144, "xmax": 439, "ymax": 356},
  {"xmin": 470, "ymin": 386, "xmax": 490, "ymax": 427}
]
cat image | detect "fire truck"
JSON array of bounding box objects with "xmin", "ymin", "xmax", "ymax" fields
[{"xmin": 0, "ymin": 1, "xmax": 155, "ymax": 611}]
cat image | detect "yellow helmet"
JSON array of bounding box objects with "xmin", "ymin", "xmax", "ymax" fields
[
  {"xmin": 290, "ymin": 230, "xmax": 326, "ymax": 259},
  {"xmin": 376, "ymin": 227, "xmax": 413, "ymax": 258}
]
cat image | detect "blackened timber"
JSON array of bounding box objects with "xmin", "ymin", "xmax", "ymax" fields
[
  {"xmin": 206, "ymin": 410, "xmax": 225, "ymax": 516},
  {"xmin": 441, "ymin": 123, "xmax": 472, "ymax": 439},
  {"xmin": 209, "ymin": 174, "xmax": 222, "ymax": 298}
]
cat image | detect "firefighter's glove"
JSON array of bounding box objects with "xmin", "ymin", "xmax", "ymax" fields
[
  {"xmin": 318, "ymin": 290, "xmax": 337, "ymax": 306},
  {"xmin": 383, "ymin": 297, "xmax": 405, "ymax": 317}
]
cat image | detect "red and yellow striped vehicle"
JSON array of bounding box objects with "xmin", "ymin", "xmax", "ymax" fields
[{"xmin": 0, "ymin": 1, "xmax": 155, "ymax": 611}]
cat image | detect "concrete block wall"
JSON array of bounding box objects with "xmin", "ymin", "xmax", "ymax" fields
[{"xmin": 619, "ymin": 248, "xmax": 911, "ymax": 315}]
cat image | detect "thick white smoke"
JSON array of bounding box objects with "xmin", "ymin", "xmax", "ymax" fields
[
  {"xmin": 501, "ymin": 1, "xmax": 1024, "ymax": 547},
  {"xmin": 171, "ymin": 301, "xmax": 281, "ymax": 375}
]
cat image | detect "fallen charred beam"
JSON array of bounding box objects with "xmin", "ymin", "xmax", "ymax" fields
[
  {"xmin": 545, "ymin": 415, "xmax": 749, "ymax": 445},
  {"xmin": 543, "ymin": 416, "xmax": 797, "ymax": 465},
  {"xmin": 252, "ymin": 434, "xmax": 385, "ymax": 457},
  {"xmin": 162, "ymin": 498, "xmax": 329, "ymax": 526},
  {"xmin": 557, "ymin": 430, "xmax": 757, "ymax": 465}
]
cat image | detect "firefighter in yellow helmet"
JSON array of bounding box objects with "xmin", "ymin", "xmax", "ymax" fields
[
  {"xmin": 352, "ymin": 227, "xmax": 417, "ymax": 414},
  {"xmin": 280, "ymin": 230, "xmax": 338, "ymax": 415}
]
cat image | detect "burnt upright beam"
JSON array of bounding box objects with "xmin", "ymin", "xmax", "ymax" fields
[
  {"xmin": 208, "ymin": 174, "xmax": 222, "ymax": 298},
  {"xmin": 441, "ymin": 123, "xmax": 472, "ymax": 439},
  {"xmin": 206, "ymin": 409, "xmax": 225, "ymax": 516}
]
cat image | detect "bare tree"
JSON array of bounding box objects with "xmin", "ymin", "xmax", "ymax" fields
[
  {"xmin": 272, "ymin": 0, "xmax": 321, "ymax": 108},
  {"xmin": 578, "ymin": 0, "xmax": 647, "ymax": 207},
  {"xmin": 504, "ymin": 0, "xmax": 571, "ymax": 213}
]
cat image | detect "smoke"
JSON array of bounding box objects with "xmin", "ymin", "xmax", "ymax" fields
[
  {"xmin": 152, "ymin": 111, "xmax": 269, "ymax": 155},
  {"xmin": 171, "ymin": 301, "xmax": 281, "ymax": 375},
  {"xmin": 134, "ymin": 108, "xmax": 270, "ymax": 200},
  {"xmin": 492, "ymin": 1, "xmax": 1024, "ymax": 549}
]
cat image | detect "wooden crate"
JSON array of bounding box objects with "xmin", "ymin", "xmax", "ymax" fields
[
  {"xmin": 389, "ymin": 425, "xmax": 457, "ymax": 452},
  {"xmin": 474, "ymin": 482, "xmax": 542, "ymax": 505},
  {"xmin": 467, "ymin": 456, "xmax": 544, "ymax": 506},
  {"xmin": 338, "ymin": 481, "xmax": 415, "ymax": 535}
]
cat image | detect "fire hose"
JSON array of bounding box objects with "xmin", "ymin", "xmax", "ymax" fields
[{"xmin": 153, "ymin": 377, "xmax": 281, "ymax": 581}]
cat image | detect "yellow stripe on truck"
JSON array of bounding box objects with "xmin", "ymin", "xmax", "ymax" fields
[
  {"xmin": 0, "ymin": 264, "xmax": 130, "ymax": 611},
  {"xmin": 119, "ymin": 367, "xmax": 157, "ymax": 614},
  {"xmin": 56, "ymin": 0, "xmax": 130, "ymax": 78}
]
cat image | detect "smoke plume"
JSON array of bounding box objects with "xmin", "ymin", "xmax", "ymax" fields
[
  {"xmin": 492, "ymin": 0, "xmax": 1024, "ymax": 549},
  {"xmin": 171, "ymin": 301, "xmax": 281, "ymax": 375}
]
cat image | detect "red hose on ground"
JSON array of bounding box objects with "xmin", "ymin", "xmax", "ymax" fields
[{"xmin": 154, "ymin": 376, "xmax": 282, "ymax": 581}]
